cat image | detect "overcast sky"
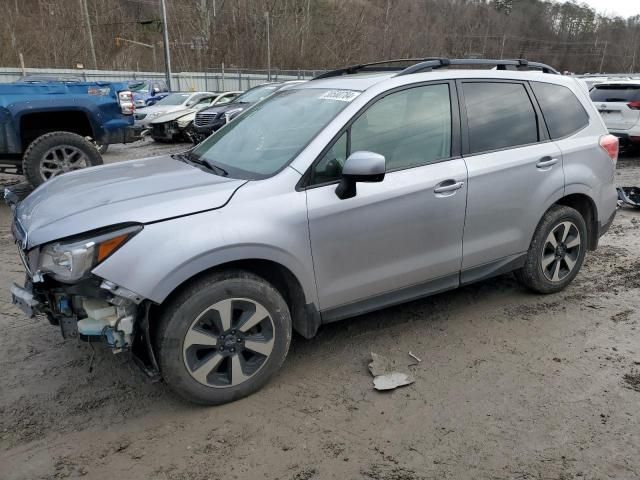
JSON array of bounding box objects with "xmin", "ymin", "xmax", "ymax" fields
[{"xmin": 580, "ymin": 0, "xmax": 640, "ymax": 18}]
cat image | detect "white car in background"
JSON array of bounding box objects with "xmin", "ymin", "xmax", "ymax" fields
[
  {"xmin": 134, "ymin": 92, "xmax": 217, "ymax": 129},
  {"xmin": 149, "ymin": 91, "xmax": 242, "ymax": 142},
  {"xmin": 590, "ymin": 80, "xmax": 640, "ymax": 149}
]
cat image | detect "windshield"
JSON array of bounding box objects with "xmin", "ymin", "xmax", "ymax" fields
[
  {"xmin": 156, "ymin": 93, "xmax": 191, "ymax": 106},
  {"xmin": 590, "ymin": 85, "xmax": 640, "ymax": 102},
  {"xmin": 191, "ymin": 88, "xmax": 359, "ymax": 179},
  {"xmin": 129, "ymin": 82, "xmax": 149, "ymax": 93},
  {"xmin": 235, "ymin": 84, "xmax": 281, "ymax": 103}
]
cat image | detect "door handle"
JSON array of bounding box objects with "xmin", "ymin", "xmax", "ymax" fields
[
  {"xmin": 434, "ymin": 180, "xmax": 464, "ymax": 194},
  {"xmin": 536, "ymin": 157, "xmax": 559, "ymax": 169}
]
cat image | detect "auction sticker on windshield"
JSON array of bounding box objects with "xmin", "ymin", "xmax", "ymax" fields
[{"xmin": 318, "ymin": 90, "xmax": 360, "ymax": 102}]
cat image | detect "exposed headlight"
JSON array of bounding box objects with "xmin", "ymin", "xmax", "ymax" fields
[{"xmin": 37, "ymin": 225, "xmax": 142, "ymax": 283}]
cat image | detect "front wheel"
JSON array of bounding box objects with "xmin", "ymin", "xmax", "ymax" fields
[
  {"xmin": 516, "ymin": 205, "xmax": 587, "ymax": 294},
  {"xmin": 22, "ymin": 131, "xmax": 103, "ymax": 187},
  {"xmin": 156, "ymin": 270, "xmax": 292, "ymax": 405}
]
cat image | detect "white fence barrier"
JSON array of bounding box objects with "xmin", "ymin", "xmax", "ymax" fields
[{"xmin": 0, "ymin": 67, "xmax": 321, "ymax": 91}]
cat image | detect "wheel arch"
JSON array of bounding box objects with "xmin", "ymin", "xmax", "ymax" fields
[
  {"xmin": 554, "ymin": 192, "xmax": 598, "ymax": 250},
  {"xmin": 151, "ymin": 258, "xmax": 321, "ymax": 340},
  {"xmin": 19, "ymin": 109, "xmax": 96, "ymax": 150}
]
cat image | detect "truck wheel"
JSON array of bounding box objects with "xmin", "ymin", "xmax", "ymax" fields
[
  {"xmin": 23, "ymin": 131, "xmax": 103, "ymax": 187},
  {"xmin": 515, "ymin": 205, "xmax": 587, "ymax": 294},
  {"xmin": 156, "ymin": 270, "xmax": 292, "ymax": 405}
]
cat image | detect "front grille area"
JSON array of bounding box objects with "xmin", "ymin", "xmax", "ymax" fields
[
  {"xmin": 152, "ymin": 123, "xmax": 166, "ymax": 136},
  {"xmin": 194, "ymin": 111, "xmax": 218, "ymax": 127}
]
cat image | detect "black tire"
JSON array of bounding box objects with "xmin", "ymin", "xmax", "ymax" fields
[
  {"xmin": 22, "ymin": 131, "xmax": 103, "ymax": 187},
  {"xmin": 156, "ymin": 270, "xmax": 292, "ymax": 405},
  {"xmin": 515, "ymin": 205, "xmax": 588, "ymax": 294}
]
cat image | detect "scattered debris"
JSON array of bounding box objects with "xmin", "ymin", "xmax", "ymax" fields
[
  {"xmin": 373, "ymin": 373, "xmax": 415, "ymax": 391},
  {"xmin": 369, "ymin": 353, "xmax": 415, "ymax": 391},
  {"xmin": 617, "ymin": 186, "xmax": 640, "ymax": 208},
  {"xmin": 408, "ymin": 351, "xmax": 422, "ymax": 363}
]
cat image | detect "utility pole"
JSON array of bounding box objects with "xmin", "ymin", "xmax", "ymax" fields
[
  {"xmin": 500, "ymin": 34, "xmax": 506, "ymax": 59},
  {"xmin": 80, "ymin": 0, "xmax": 97, "ymax": 69},
  {"xmin": 265, "ymin": 11, "xmax": 271, "ymax": 81},
  {"xmin": 599, "ymin": 41, "xmax": 607, "ymax": 73},
  {"xmin": 161, "ymin": 0, "xmax": 173, "ymax": 90}
]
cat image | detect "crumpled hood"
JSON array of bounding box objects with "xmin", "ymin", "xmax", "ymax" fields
[
  {"xmin": 16, "ymin": 155, "xmax": 246, "ymax": 248},
  {"xmin": 152, "ymin": 108, "xmax": 196, "ymax": 124}
]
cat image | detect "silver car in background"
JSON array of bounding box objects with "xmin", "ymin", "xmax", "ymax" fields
[
  {"xmin": 134, "ymin": 91, "xmax": 217, "ymax": 130},
  {"xmin": 10, "ymin": 58, "xmax": 618, "ymax": 405}
]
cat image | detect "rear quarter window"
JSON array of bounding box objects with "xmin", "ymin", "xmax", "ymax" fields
[{"xmin": 532, "ymin": 82, "xmax": 589, "ymax": 139}]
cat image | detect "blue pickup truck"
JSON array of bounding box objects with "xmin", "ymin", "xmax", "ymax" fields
[{"xmin": 0, "ymin": 79, "xmax": 136, "ymax": 186}]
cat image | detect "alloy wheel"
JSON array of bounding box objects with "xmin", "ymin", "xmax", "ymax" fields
[
  {"xmin": 39, "ymin": 145, "xmax": 89, "ymax": 180},
  {"xmin": 182, "ymin": 298, "xmax": 275, "ymax": 388},
  {"xmin": 541, "ymin": 221, "xmax": 581, "ymax": 282}
]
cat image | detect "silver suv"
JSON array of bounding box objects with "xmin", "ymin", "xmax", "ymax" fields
[{"xmin": 9, "ymin": 59, "xmax": 619, "ymax": 405}]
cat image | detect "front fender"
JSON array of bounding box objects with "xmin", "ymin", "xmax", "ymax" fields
[{"xmin": 92, "ymin": 174, "xmax": 317, "ymax": 308}]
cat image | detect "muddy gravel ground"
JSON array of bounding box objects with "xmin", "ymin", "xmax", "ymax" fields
[{"xmin": 1, "ymin": 141, "xmax": 640, "ymax": 479}]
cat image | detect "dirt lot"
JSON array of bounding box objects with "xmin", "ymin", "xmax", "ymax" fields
[{"xmin": 1, "ymin": 141, "xmax": 640, "ymax": 480}]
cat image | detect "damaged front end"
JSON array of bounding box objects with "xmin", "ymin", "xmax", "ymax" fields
[
  {"xmin": 10, "ymin": 219, "xmax": 159, "ymax": 377},
  {"xmin": 12, "ymin": 277, "xmax": 140, "ymax": 350}
]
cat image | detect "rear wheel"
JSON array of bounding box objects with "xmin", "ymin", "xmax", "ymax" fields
[
  {"xmin": 516, "ymin": 205, "xmax": 587, "ymax": 293},
  {"xmin": 156, "ymin": 270, "xmax": 292, "ymax": 405},
  {"xmin": 22, "ymin": 131, "xmax": 103, "ymax": 187}
]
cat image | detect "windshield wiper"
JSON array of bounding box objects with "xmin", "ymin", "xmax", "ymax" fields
[
  {"xmin": 172, "ymin": 151, "xmax": 229, "ymax": 177},
  {"xmin": 204, "ymin": 160, "xmax": 228, "ymax": 176}
]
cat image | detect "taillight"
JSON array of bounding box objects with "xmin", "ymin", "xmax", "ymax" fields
[
  {"xmin": 628, "ymin": 101, "xmax": 640, "ymax": 110},
  {"xmin": 118, "ymin": 90, "xmax": 134, "ymax": 115},
  {"xmin": 599, "ymin": 134, "xmax": 619, "ymax": 164}
]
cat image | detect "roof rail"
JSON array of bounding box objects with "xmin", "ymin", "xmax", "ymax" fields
[
  {"xmin": 312, "ymin": 58, "xmax": 559, "ymax": 80},
  {"xmin": 397, "ymin": 58, "xmax": 559, "ymax": 75},
  {"xmin": 312, "ymin": 58, "xmax": 450, "ymax": 80}
]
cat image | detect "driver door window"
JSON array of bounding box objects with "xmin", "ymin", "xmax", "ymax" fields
[{"xmin": 310, "ymin": 83, "xmax": 452, "ymax": 185}]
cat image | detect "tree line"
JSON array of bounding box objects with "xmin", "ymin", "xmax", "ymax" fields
[{"xmin": 1, "ymin": 0, "xmax": 639, "ymax": 74}]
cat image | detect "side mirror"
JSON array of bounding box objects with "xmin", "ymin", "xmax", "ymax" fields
[
  {"xmin": 152, "ymin": 87, "xmax": 160, "ymax": 94},
  {"xmin": 335, "ymin": 151, "xmax": 385, "ymax": 200}
]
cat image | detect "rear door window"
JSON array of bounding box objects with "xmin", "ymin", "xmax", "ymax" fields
[
  {"xmin": 462, "ymin": 82, "xmax": 539, "ymax": 154},
  {"xmin": 531, "ymin": 82, "xmax": 589, "ymax": 139},
  {"xmin": 590, "ymin": 84, "xmax": 640, "ymax": 102},
  {"xmin": 462, "ymin": 82, "xmax": 539, "ymax": 153}
]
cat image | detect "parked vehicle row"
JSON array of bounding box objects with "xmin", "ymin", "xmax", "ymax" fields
[
  {"xmin": 191, "ymin": 81, "xmax": 304, "ymax": 142},
  {"xmin": 149, "ymin": 91, "xmax": 241, "ymax": 142},
  {"xmin": 9, "ymin": 58, "xmax": 618, "ymax": 405}
]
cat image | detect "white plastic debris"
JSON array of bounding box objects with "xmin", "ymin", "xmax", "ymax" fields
[
  {"xmin": 373, "ymin": 372, "xmax": 415, "ymax": 391},
  {"xmin": 369, "ymin": 352, "xmax": 415, "ymax": 391}
]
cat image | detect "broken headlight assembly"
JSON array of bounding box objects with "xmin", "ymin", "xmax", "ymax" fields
[{"xmin": 36, "ymin": 225, "xmax": 142, "ymax": 283}]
